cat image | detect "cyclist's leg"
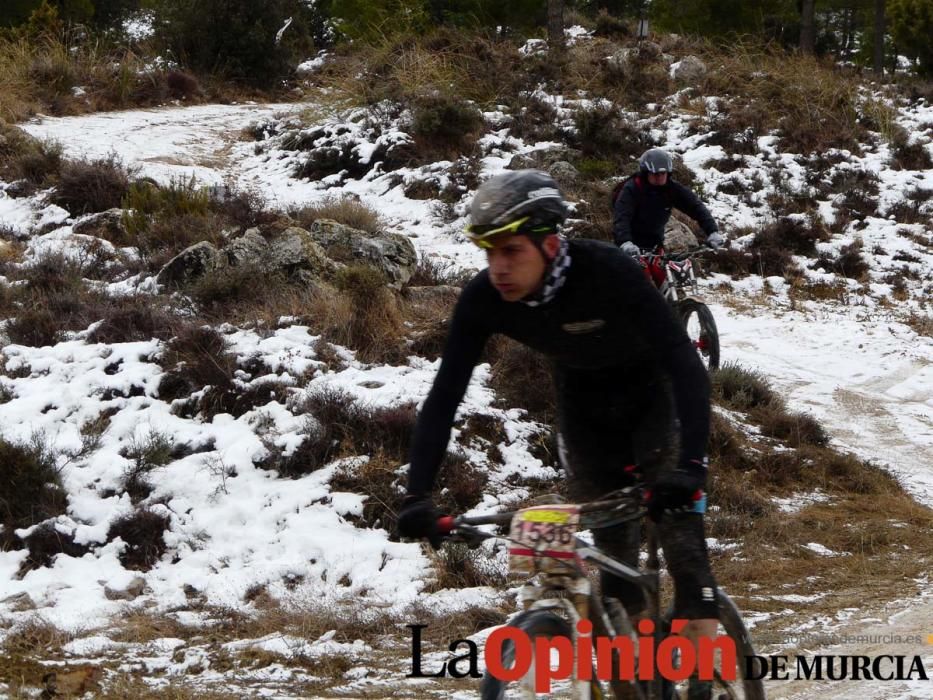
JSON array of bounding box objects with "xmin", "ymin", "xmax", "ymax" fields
[{"xmin": 555, "ymin": 379, "xmax": 646, "ymax": 616}]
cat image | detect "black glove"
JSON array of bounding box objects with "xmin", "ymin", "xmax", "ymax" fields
[
  {"xmin": 397, "ymin": 495, "xmax": 443, "ymax": 549},
  {"xmin": 646, "ymin": 459, "xmax": 707, "ymax": 523}
]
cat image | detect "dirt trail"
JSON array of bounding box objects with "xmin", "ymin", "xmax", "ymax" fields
[{"xmin": 764, "ymin": 593, "xmax": 933, "ymax": 699}]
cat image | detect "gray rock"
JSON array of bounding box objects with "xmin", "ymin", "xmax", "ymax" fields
[
  {"xmin": 508, "ymin": 148, "xmax": 583, "ymax": 172},
  {"xmin": 156, "ymin": 241, "xmax": 225, "ymax": 289},
  {"xmin": 72, "ymin": 208, "xmax": 129, "ymax": 244},
  {"xmin": 548, "ymin": 160, "xmax": 579, "ymax": 185},
  {"xmin": 664, "ymin": 218, "xmax": 699, "ymax": 252},
  {"xmin": 225, "ymin": 229, "xmax": 268, "ymax": 267},
  {"xmin": 264, "ymin": 226, "xmax": 338, "ymax": 279},
  {"xmin": 672, "ymin": 55, "xmax": 707, "ymax": 84},
  {"xmin": 307, "ymin": 219, "xmax": 417, "ymax": 288},
  {"xmin": 104, "ymin": 575, "xmax": 146, "ymax": 601}
]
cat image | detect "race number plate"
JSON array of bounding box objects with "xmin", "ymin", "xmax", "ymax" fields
[{"xmin": 508, "ymin": 504, "xmax": 581, "ymax": 576}]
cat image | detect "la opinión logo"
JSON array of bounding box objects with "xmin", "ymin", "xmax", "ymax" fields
[{"xmin": 407, "ymin": 618, "xmax": 737, "ymax": 693}]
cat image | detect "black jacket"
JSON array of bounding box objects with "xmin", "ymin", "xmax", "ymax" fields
[
  {"xmin": 406, "ymin": 239, "xmax": 711, "ymax": 497},
  {"xmin": 612, "ymin": 175, "xmax": 718, "ymax": 249}
]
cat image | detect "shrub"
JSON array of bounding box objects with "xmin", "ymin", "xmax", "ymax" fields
[
  {"xmin": 570, "ymin": 103, "xmax": 649, "ymax": 162},
  {"xmin": 122, "ymin": 177, "xmax": 222, "ymax": 265},
  {"xmin": 409, "ymin": 93, "xmax": 484, "ymax": 159},
  {"xmin": 0, "ymin": 435, "xmax": 66, "ymax": 550},
  {"xmin": 4, "ymin": 306, "xmax": 66, "ymax": 346},
  {"xmin": 756, "ymin": 217, "xmax": 829, "ymax": 257},
  {"xmin": 407, "ymin": 256, "xmax": 472, "ymax": 287},
  {"xmin": 107, "ymin": 507, "xmax": 171, "ymax": 571},
  {"xmin": 49, "ymin": 155, "xmax": 133, "ymax": 215},
  {"xmin": 429, "ymin": 541, "xmax": 506, "ymax": 590},
  {"xmin": 505, "ymin": 92, "xmax": 562, "ymax": 143},
  {"xmin": 712, "ymin": 362, "xmax": 781, "ymax": 411},
  {"xmin": 86, "ymin": 301, "xmax": 177, "ymax": 344},
  {"xmin": 17, "ymin": 522, "xmax": 89, "ymax": 575},
  {"xmin": 290, "ymin": 196, "xmax": 384, "ymax": 234},
  {"xmin": 755, "ymin": 404, "xmax": 829, "ymax": 448},
  {"xmin": 811, "ymin": 242, "xmax": 870, "ymax": 281},
  {"xmin": 702, "ymin": 45, "xmax": 865, "ymax": 154},
  {"xmin": 119, "ymin": 430, "xmax": 175, "ymax": 504},
  {"xmin": 259, "ymin": 387, "xmax": 417, "ymax": 478},
  {"xmin": 157, "ymin": 324, "xmax": 237, "ymax": 417},
  {"xmin": 328, "ymin": 452, "xmax": 404, "ymax": 532},
  {"xmin": 888, "ymin": 125, "xmax": 933, "ymax": 171},
  {"xmin": 3, "ymin": 134, "xmax": 62, "ymax": 185}
]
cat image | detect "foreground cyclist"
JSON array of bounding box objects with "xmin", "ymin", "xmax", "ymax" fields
[{"xmin": 399, "ymin": 170, "xmax": 718, "ymax": 698}]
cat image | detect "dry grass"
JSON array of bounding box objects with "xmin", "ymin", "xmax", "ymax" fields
[
  {"xmin": 309, "ymin": 28, "xmax": 524, "ymax": 108},
  {"xmin": 704, "ymin": 366, "xmax": 933, "ymax": 615},
  {"xmin": 698, "ymin": 42, "xmax": 866, "ymax": 154},
  {"xmin": 308, "ymin": 266, "xmax": 407, "ymax": 365},
  {"xmin": 290, "ymin": 195, "xmax": 384, "ymax": 235},
  {"xmin": 905, "ymin": 310, "xmax": 933, "ymax": 337}
]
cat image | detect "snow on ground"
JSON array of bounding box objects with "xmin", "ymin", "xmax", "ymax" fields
[
  {"xmin": 712, "ymin": 297, "xmax": 933, "ymax": 506},
  {"xmin": 5, "ymin": 76, "xmax": 933, "ymax": 698}
]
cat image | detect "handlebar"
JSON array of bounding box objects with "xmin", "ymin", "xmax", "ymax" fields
[
  {"xmin": 639, "ymin": 245, "xmax": 717, "ymax": 263},
  {"xmin": 436, "ymin": 488, "xmax": 646, "ymax": 542}
]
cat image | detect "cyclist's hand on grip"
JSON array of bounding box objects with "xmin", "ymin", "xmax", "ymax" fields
[
  {"xmin": 620, "ymin": 241, "xmax": 640, "ymax": 258},
  {"xmin": 646, "ymin": 459, "xmax": 706, "ymax": 522},
  {"xmin": 706, "ymin": 232, "xmax": 725, "ymax": 250},
  {"xmin": 397, "ymin": 494, "xmax": 443, "ymax": 549}
]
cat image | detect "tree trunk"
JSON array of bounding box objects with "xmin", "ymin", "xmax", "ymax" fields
[
  {"xmin": 873, "ymin": 0, "xmax": 885, "ymax": 78},
  {"xmin": 800, "ymin": 0, "xmax": 816, "ymax": 54},
  {"xmin": 548, "ymin": 0, "xmax": 565, "ymax": 54},
  {"xmin": 841, "ymin": 6, "xmax": 854, "ymax": 63}
]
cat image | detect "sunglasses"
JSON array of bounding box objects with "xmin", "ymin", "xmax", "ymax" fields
[{"xmin": 465, "ymin": 216, "xmax": 555, "ymax": 249}]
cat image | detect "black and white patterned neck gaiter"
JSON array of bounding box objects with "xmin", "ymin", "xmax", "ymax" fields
[{"xmin": 522, "ymin": 237, "xmax": 571, "ymax": 307}]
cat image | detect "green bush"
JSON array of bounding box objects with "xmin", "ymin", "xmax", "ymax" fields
[{"xmin": 410, "ymin": 93, "xmax": 484, "ymax": 159}]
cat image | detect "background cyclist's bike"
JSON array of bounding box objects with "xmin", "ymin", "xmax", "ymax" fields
[
  {"xmin": 639, "ymin": 246, "xmax": 720, "ymax": 372},
  {"xmin": 438, "ymin": 488, "xmax": 764, "ymax": 700}
]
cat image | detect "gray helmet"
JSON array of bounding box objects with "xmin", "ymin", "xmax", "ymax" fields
[
  {"xmin": 639, "ymin": 148, "xmax": 673, "ymax": 174},
  {"xmin": 469, "ymin": 169, "xmax": 569, "ymax": 233}
]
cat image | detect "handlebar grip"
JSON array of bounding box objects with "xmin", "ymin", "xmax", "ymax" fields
[{"xmin": 436, "ymin": 515, "xmax": 455, "ymax": 535}]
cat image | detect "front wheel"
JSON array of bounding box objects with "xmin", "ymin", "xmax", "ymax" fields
[
  {"xmin": 660, "ymin": 592, "xmax": 766, "ymax": 700},
  {"xmin": 678, "ymin": 299, "xmax": 720, "ymax": 372},
  {"xmin": 480, "ymin": 609, "xmax": 608, "ymax": 699}
]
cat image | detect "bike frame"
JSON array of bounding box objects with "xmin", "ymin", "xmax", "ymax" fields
[
  {"xmin": 639, "ymin": 247, "xmax": 710, "ymax": 304},
  {"xmin": 450, "ymin": 496, "xmax": 668, "ymax": 700}
]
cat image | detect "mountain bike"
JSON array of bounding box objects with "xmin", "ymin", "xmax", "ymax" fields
[
  {"xmin": 438, "ymin": 488, "xmax": 765, "ymax": 699},
  {"xmin": 638, "ymin": 246, "xmax": 720, "ymax": 372}
]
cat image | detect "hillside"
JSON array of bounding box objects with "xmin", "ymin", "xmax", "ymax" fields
[{"xmin": 0, "ymin": 23, "xmax": 931, "ymax": 699}]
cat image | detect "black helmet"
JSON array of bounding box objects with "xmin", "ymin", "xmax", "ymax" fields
[
  {"xmin": 639, "ymin": 148, "xmax": 673, "ymax": 174},
  {"xmin": 467, "ymin": 170, "xmax": 569, "ymax": 247}
]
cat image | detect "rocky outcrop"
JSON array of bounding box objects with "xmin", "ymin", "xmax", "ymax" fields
[
  {"xmin": 156, "ymin": 241, "xmax": 225, "ymax": 288},
  {"xmin": 156, "ymin": 220, "xmax": 416, "ymax": 290},
  {"xmin": 306, "ymin": 219, "xmax": 417, "ymax": 287},
  {"xmin": 664, "ymin": 217, "xmax": 699, "ymax": 252}
]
